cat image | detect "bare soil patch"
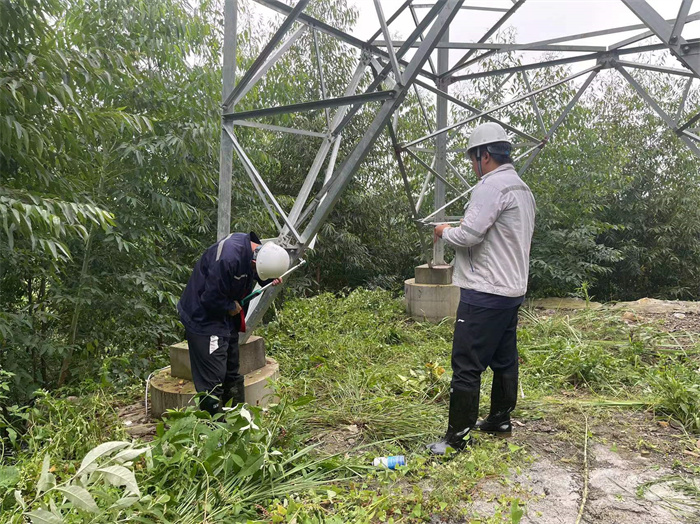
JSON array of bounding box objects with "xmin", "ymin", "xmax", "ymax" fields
[{"xmin": 469, "ymin": 411, "xmax": 699, "ymax": 523}]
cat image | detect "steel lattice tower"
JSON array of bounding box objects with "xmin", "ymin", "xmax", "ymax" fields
[{"xmin": 216, "ymin": 0, "xmax": 700, "ymax": 338}]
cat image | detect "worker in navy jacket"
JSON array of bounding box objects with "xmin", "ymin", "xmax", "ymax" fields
[{"xmin": 177, "ymin": 232, "xmax": 289, "ymax": 415}]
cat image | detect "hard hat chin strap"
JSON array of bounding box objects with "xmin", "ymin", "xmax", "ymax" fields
[{"xmin": 476, "ymin": 146, "xmax": 484, "ymax": 179}]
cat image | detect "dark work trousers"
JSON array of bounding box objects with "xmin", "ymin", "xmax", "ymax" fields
[
  {"xmin": 186, "ymin": 330, "xmax": 241, "ymax": 398},
  {"xmin": 451, "ymin": 302, "xmax": 520, "ymax": 392}
]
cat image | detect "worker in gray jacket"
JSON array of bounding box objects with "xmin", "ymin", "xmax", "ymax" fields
[{"xmin": 427, "ymin": 122, "xmax": 536, "ymax": 455}]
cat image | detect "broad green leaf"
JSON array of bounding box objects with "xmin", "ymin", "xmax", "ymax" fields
[
  {"xmin": 56, "ymin": 486, "xmax": 99, "ymax": 513},
  {"xmin": 96, "ymin": 465, "xmax": 140, "ymax": 497},
  {"xmin": 0, "ymin": 466, "xmax": 19, "ymax": 488},
  {"xmin": 112, "ymin": 447, "xmax": 149, "ymax": 464},
  {"xmin": 238, "ymin": 454, "xmax": 265, "ymax": 478},
  {"xmin": 26, "ymin": 508, "xmax": 63, "ymax": 524},
  {"xmin": 37, "ymin": 454, "xmax": 55, "ymax": 494},
  {"xmin": 14, "ymin": 490, "xmax": 26, "ymax": 510},
  {"xmin": 76, "ymin": 441, "xmax": 130, "ymax": 477},
  {"xmin": 511, "ymin": 500, "xmax": 524, "ymax": 524},
  {"xmin": 109, "ymin": 495, "xmax": 139, "ymax": 510}
]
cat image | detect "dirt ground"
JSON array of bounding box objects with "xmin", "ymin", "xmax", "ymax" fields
[{"xmin": 465, "ymin": 411, "xmax": 700, "ymax": 523}]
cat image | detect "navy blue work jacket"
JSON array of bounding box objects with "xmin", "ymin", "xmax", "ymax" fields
[{"xmin": 178, "ymin": 232, "xmax": 262, "ymax": 337}]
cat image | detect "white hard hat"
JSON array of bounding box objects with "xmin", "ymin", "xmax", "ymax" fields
[
  {"xmin": 255, "ymin": 242, "xmax": 290, "ymax": 280},
  {"xmin": 468, "ymin": 122, "xmax": 511, "ymax": 153}
]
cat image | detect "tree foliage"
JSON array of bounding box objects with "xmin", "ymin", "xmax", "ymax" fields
[{"xmin": 2, "ymin": 1, "xmax": 700, "ymax": 404}]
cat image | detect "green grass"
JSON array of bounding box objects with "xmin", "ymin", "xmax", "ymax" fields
[{"xmin": 2, "ymin": 289, "xmax": 699, "ymax": 523}]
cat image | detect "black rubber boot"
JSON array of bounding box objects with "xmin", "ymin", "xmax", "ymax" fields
[
  {"xmin": 199, "ymin": 393, "xmax": 221, "ymax": 417},
  {"xmin": 476, "ymin": 372, "xmax": 518, "ymax": 434},
  {"xmin": 221, "ymin": 375, "xmax": 246, "ymax": 408},
  {"xmin": 427, "ymin": 388, "xmax": 480, "ymax": 455}
]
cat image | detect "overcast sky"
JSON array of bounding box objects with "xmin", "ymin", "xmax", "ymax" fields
[{"xmin": 347, "ymin": 0, "xmax": 698, "ymax": 69}]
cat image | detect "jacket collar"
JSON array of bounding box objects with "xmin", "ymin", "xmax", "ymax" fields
[{"xmin": 480, "ymin": 163, "xmax": 515, "ymax": 181}]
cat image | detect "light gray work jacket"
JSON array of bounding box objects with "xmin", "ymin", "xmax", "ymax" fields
[{"xmin": 442, "ymin": 163, "xmax": 535, "ymax": 297}]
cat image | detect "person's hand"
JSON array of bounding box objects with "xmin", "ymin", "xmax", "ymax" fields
[
  {"xmin": 434, "ymin": 223, "xmax": 451, "ymax": 242},
  {"xmin": 228, "ymin": 301, "xmax": 242, "ymax": 316},
  {"xmin": 271, "ymin": 278, "xmax": 282, "ymax": 286}
]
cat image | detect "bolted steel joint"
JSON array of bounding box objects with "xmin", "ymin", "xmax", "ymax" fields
[{"xmin": 597, "ymin": 53, "xmax": 617, "ymax": 70}]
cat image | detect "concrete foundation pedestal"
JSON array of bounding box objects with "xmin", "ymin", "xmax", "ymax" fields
[
  {"xmin": 405, "ymin": 264, "xmax": 459, "ymax": 322},
  {"xmin": 149, "ymin": 335, "xmax": 279, "ymax": 418}
]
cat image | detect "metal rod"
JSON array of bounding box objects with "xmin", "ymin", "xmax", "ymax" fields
[
  {"xmin": 405, "ymin": 148, "xmax": 460, "ymax": 194},
  {"xmin": 434, "ymin": 26, "xmax": 449, "ymax": 264},
  {"xmin": 237, "ymin": 145, "xmax": 284, "ymax": 231},
  {"xmin": 241, "ymin": 259, "xmax": 307, "ymax": 305},
  {"xmin": 617, "ymin": 65, "xmax": 700, "ymax": 157},
  {"xmin": 231, "ymin": 119, "xmax": 327, "ymax": 138},
  {"xmin": 676, "ymin": 77, "xmax": 694, "ymax": 121},
  {"xmin": 369, "ymin": 56, "xmax": 396, "ymax": 90},
  {"xmin": 513, "ymin": 142, "xmax": 543, "ymax": 163},
  {"xmin": 406, "ymin": 64, "xmax": 601, "ymax": 149},
  {"xmin": 374, "ymin": 41, "xmax": 608, "ymax": 52},
  {"xmin": 446, "ymin": 159, "xmax": 471, "ymax": 188},
  {"xmin": 413, "ymin": 3, "xmax": 508, "ymax": 12},
  {"xmin": 671, "ymin": 0, "xmax": 694, "ymax": 43},
  {"xmin": 421, "ymin": 185, "xmax": 476, "ymax": 222},
  {"xmin": 416, "ymin": 170, "xmax": 434, "ymax": 211},
  {"xmin": 387, "ymin": 124, "xmax": 419, "ymax": 218},
  {"xmin": 312, "ymin": 28, "xmax": 331, "ymax": 130},
  {"xmin": 453, "ymin": 53, "xmax": 598, "ymax": 82},
  {"xmin": 521, "ymin": 71, "xmax": 547, "ymax": 135},
  {"xmin": 329, "ymin": 1, "xmax": 450, "ymax": 138},
  {"xmin": 451, "ymin": 42, "xmax": 673, "ymax": 83},
  {"xmin": 368, "ymin": 0, "xmax": 413, "ymax": 43},
  {"xmin": 621, "ymin": 0, "xmax": 700, "ymax": 77},
  {"xmin": 681, "ymin": 129, "xmax": 700, "ymax": 141},
  {"xmin": 414, "ymin": 78, "xmax": 539, "ymax": 143},
  {"xmin": 677, "ymin": 108, "xmax": 700, "ymax": 133},
  {"xmin": 409, "ymin": 4, "xmax": 437, "ymax": 76},
  {"xmin": 224, "ymin": 90, "xmax": 396, "ymax": 120},
  {"xmin": 251, "ymin": 0, "xmax": 439, "ymax": 82},
  {"xmin": 223, "ymin": 0, "xmax": 310, "ymax": 109},
  {"xmin": 217, "ymin": 0, "xmax": 237, "ymax": 241},
  {"xmin": 518, "ymin": 70, "xmax": 599, "ymax": 176},
  {"xmin": 374, "ymin": 0, "xmax": 403, "ymax": 85},
  {"xmin": 445, "ymin": 0, "xmax": 527, "ymax": 78},
  {"xmin": 610, "ymin": 10, "xmax": 700, "ymax": 50},
  {"xmin": 227, "ymin": 26, "xmax": 306, "ymax": 109},
  {"xmin": 413, "ymin": 83, "xmax": 434, "ymax": 131},
  {"xmin": 286, "ymin": 60, "xmax": 369, "ymax": 228},
  {"xmin": 225, "ymin": 127, "xmax": 303, "ymax": 241},
  {"xmin": 459, "ymin": 19, "xmax": 696, "ymax": 72},
  {"xmin": 615, "ymin": 59, "xmax": 695, "ymax": 77}
]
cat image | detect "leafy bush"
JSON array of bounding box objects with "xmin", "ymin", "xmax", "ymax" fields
[{"xmin": 653, "ymin": 364, "xmax": 700, "ymax": 433}]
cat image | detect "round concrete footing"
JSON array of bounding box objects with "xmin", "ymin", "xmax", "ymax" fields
[
  {"xmin": 149, "ymin": 358, "xmax": 280, "ymax": 418},
  {"xmin": 405, "ymin": 277, "xmax": 459, "ymax": 322}
]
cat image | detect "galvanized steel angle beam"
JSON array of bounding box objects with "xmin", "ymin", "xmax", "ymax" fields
[
  {"xmin": 617, "ymin": 64, "xmax": 700, "ymax": 156},
  {"xmin": 217, "ymin": 0, "xmax": 700, "ymax": 337},
  {"xmin": 252, "ymin": 0, "xmax": 439, "ymax": 82},
  {"xmin": 621, "ymin": 0, "xmax": 700, "ymax": 77},
  {"xmin": 223, "ymin": 0, "xmax": 311, "ymax": 110}
]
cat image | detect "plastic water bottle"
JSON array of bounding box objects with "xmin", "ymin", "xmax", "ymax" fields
[{"xmin": 372, "ymin": 455, "xmax": 406, "ymax": 469}]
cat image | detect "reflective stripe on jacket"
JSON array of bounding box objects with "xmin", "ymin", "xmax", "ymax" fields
[{"xmin": 177, "ymin": 233, "xmax": 256, "ymax": 337}]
